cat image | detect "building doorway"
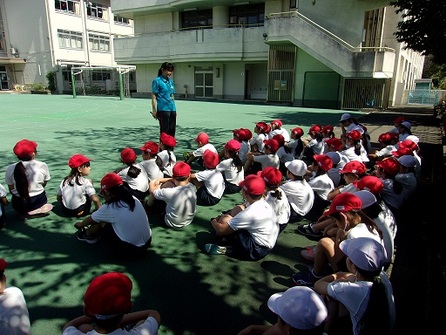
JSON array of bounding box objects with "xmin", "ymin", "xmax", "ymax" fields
[
  {"xmin": 0, "ymin": 66, "xmax": 9, "ymax": 90},
  {"xmin": 194, "ymin": 67, "xmax": 213, "ymax": 98}
]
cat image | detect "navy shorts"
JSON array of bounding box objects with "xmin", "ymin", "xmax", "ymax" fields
[{"xmin": 102, "ymin": 223, "xmax": 152, "ymax": 259}]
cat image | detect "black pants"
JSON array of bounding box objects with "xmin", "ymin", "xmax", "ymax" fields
[{"xmin": 157, "ymin": 111, "xmax": 177, "ymax": 137}]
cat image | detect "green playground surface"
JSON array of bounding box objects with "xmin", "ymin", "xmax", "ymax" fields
[{"xmin": 0, "ymin": 93, "xmax": 382, "ymax": 334}]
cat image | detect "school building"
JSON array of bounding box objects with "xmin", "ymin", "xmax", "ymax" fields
[
  {"xmin": 111, "ymin": 0, "xmax": 425, "ymax": 109},
  {"xmin": 0, "ymin": 0, "xmax": 425, "ymax": 110},
  {"xmin": 0, "ymin": 0, "xmax": 135, "ymax": 95}
]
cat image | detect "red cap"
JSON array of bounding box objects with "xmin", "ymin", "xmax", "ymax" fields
[
  {"xmin": 203, "ymin": 150, "xmax": 219, "ymax": 169},
  {"xmin": 0, "ymin": 259, "xmax": 8, "ymax": 271},
  {"xmin": 271, "ymin": 119, "xmax": 283, "ymax": 127},
  {"xmin": 393, "ymin": 116, "xmax": 406, "ymax": 124},
  {"xmin": 68, "ymin": 154, "xmax": 92, "ymax": 168},
  {"xmin": 257, "ymin": 166, "xmax": 282, "ymax": 187},
  {"xmin": 290, "ymin": 127, "xmax": 304, "ymax": 137},
  {"xmin": 378, "ymin": 132, "xmax": 392, "ymax": 143},
  {"xmin": 140, "ymin": 141, "xmax": 159, "ymax": 154},
  {"xmin": 239, "ymin": 175, "xmax": 265, "ymax": 196},
  {"xmin": 313, "ymin": 154, "xmax": 333, "ymax": 171},
  {"xmin": 324, "ymin": 193, "xmax": 362, "ymax": 216},
  {"xmin": 232, "ymin": 128, "xmax": 246, "ymax": 140},
  {"xmin": 346, "ymin": 130, "xmax": 362, "ymax": 141},
  {"xmin": 101, "ymin": 173, "xmax": 123, "ymax": 191},
  {"xmin": 398, "ymin": 139, "xmax": 418, "ymax": 151},
  {"xmin": 322, "ymin": 125, "xmax": 334, "ymax": 133},
  {"xmin": 272, "ymin": 134, "xmax": 285, "ymax": 146},
  {"xmin": 392, "ymin": 147, "xmax": 414, "ymax": 158},
  {"xmin": 84, "ymin": 272, "xmax": 132, "ymax": 317},
  {"xmin": 263, "ymin": 139, "xmax": 279, "ymax": 153},
  {"xmin": 375, "ymin": 158, "xmax": 399, "ymax": 177},
  {"xmin": 325, "ymin": 138, "xmax": 343, "ymax": 151},
  {"xmin": 339, "ymin": 161, "xmax": 366, "ymax": 175},
  {"xmin": 225, "ymin": 139, "xmax": 241, "ymax": 152},
  {"xmin": 120, "ymin": 148, "xmax": 137, "ymax": 164},
  {"xmin": 243, "ymin": 128, "xmax": 253, "ymax": 141},
  {"xmin": 354, "ymin": 176, "xmax": 384, "ymax": 195},
  {"xmin": 13, "ymin": 139, "xmax": 38, "ymax": 157},
  {"xmin": 172, "ymin": 161, "xmax": 191, "ymax": 177},
  {"xmin": 308, "ymin": 125, "xmax": 321, "ymax": 134},
  {"xmin": 160, "ymin": 132, "xmax": 176, "ymax": 147},
  {"xmin": 195, "ymin": 132, "xmax": 209, "ymax": 144},
  {"xmin": 255, "ymin": 122, "xmax": 270, "ymax": 133}
]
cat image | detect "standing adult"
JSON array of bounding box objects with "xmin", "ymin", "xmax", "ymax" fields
[{"xmin": 151, "ymin": 62, "xmax": 177, "ymax": 137}]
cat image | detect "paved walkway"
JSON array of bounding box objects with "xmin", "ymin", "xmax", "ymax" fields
[{"xmin": 358, "ymin": 105, "xmax": 445, "ymax": 335}]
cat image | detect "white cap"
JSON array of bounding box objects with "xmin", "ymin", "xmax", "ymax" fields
[
  {"xmin": 405, "ymin": 135, "xmax": 419, "ymax": 144},
  {"xmin": 340, "ymin": 113, "xmax": 351, "ymax": 122},
  {"xmin": 355, "ymin": 190, "xmax": 377, "ymax": 209},
  {"xmin": 397, "ymin": 155, "xmax": 416, "ymax": 168},
  {"xmin": 339, "ymin": 237, "xmax": 387, "ymax": 272},
  {"xmin": 285, "ymin": 160, "xmax": 307, "ymax": 176},
  {"xmin": 267, "ymin": 286, "xmax": 328, "ymax": 330}
]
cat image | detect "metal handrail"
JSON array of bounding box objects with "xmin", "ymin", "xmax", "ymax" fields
[{"xmin": 267, "ymin": 11, "xmax": 395, "ymax": 53}]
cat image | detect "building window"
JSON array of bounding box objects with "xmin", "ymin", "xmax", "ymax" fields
[
  {"xmin": 91, "ymin": 70, "xmax": 111, "ymax": 81},
  {"xmin": 87, "ymin": 1, "xmax": 108, "ymax": 20},
  {"xmin": 55, "ymin": 0, "xmax": 80, "ymax": 15},
  {"xmin": 114, "ymin": 15, "xmax": 130, "ymax": 25},
  {"xmin": 58, "ymin": 29, "xmax": 83, "ymax": 49},
  {"xmin": 290, "ymin": 0, "xmax": 297, "ymax": 9},
  {"xmin": 89, "ymin": 34, "xmax": 110, "ymax": 52},
  {"xmin": 181, "ymin": 9, "xmax": 212, "ymax": 29},
  {"xmin": 229, "ymin": 3, "xmax": 264, "ymax": 26}
]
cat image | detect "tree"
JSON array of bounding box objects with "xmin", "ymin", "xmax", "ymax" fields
[{"xmin": 390, "ymin": 1, "xmax": 446, "ymax": 64}]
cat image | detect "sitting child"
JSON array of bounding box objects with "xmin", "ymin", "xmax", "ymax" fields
[
  {"xmin": 62, "ymin": 272, "xmax": 160, "ymax": 335},
  {"xmin": 116, "ymin": 148, "xmax": 150, "ymax": 201},
  {"xmin": 57, "ymin": 154, "xmax": 102, "ymax": 217},
  {"xmin": 184, "ymin": 132, "xmax": 218, "ymax": 167},
  {"xmin": 190, "ymin": 150, "xmax": 225, "ymax": 206}
]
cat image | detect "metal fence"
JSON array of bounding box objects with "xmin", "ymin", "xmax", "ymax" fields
[{"xmin": 407, "ymin": 89, "xmax": 446, "ymax": 105}]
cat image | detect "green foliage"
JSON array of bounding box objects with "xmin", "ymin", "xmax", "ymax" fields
[
  {"xmin": 46, "ymin": 71, "xmax": 56, "ymax": 92},
  {"xmin": 423, "ymin": 55, "xmax": 446, "ymax": 89},
  {"xmin": 390, "ymin": 1, "xmax": 446, "ymax": 64},
  {"xmin": 31, "ymin": 82, "xmax": 47, "ymax": 91}
]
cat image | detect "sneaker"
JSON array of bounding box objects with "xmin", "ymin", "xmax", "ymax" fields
[
  {"xmin": 76, "ymin": 229, "xmax": 98, "ymax": 244},
  {"xmin": 296, "ymin": 223, "xmax": 323, "ymax": 239},
  {"xmin": 292, "ymin": 270, "xmax": 319, "ymax": 286},
  {"xmin": 204, "ymin": 243, "xmax": 231, "ymax": 255},
  {"xmin": 300, "ymin": 246, "xmax": 317, "ymax": 261}
]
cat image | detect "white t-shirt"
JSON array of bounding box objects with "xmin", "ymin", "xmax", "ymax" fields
[
  {"xmin": 140, "ymin": 158, "xmax": 164, "ymax": 181},
  {"xmin": 341, "ymin": 146, "xmax": 369, "ymax": 163},
  {"xmin": 62, "ymin": 315, "xmax": 159, "ymax": 335},
  {"xmin": 228, "ymin": 199, "xmax": 279, "ymax": 249},
  {"xmin": 117, "ymin": 163, "xmax": 149, "ymax": 193},
  {"xmin": 375, "ymin": 145, "xmax": 397, "ymax": 158},
  {"xmin": 265, "ymin": 190, "xmax": 291, "ymax": 225},
  {"xmin": 0, "ymin": 286, "xmax": 31, "ymax": 335},
  {"xmin": 216, "ymin": 158, "xmax": 244, "ymax": 186},
  {"xmin": 194, "ymin": 169, "xmax": 225, "ymax": 199},
  {"xmin": 253, "ymin": 154, "xmax": 280, "ymax": 170},
  {"xmin": 57, "ymin": 176, "xmax": 97, "ymax": 209},
  {"xmin": 308, "ymin": 173, "xmax": 335, "ymax": 201},
  {"xmin": 279, "ymin": 179, "xmax": 314, "ymax": 216},
  {"xmin": 0, "ymin": 183, "xmax": 7, "ymax": 217},
  {"xmin": 5, "ymin": 160, "xmax": 51, "ymax": 197},
  {"xmin": 91, "ymin": 197, "xmax": 151, "ymax": 246},
  {"xmin": 192, "ymin": 143, "xmax": 218, "ymax": 157},
  {"xmin": 157, "ymin": 150, "xmax": 177, "ymax": 177},
  {"xmin": 239, "ymin": 141, "xmax": 251, "ymax": 164},
  {"xmin": 250, "ymin": 133, "xmax": 267, "ymax": 152},
  {"xmin": 269, "ymin": 128, "xmax": 290, "ymax": 142},
  {"xmin": 327, "ymin": 271, "xmax": 395, "ymax": 335},
  {"xmin": 153, "ymin": 183, "xmax": 197, "ymax": 228}
]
